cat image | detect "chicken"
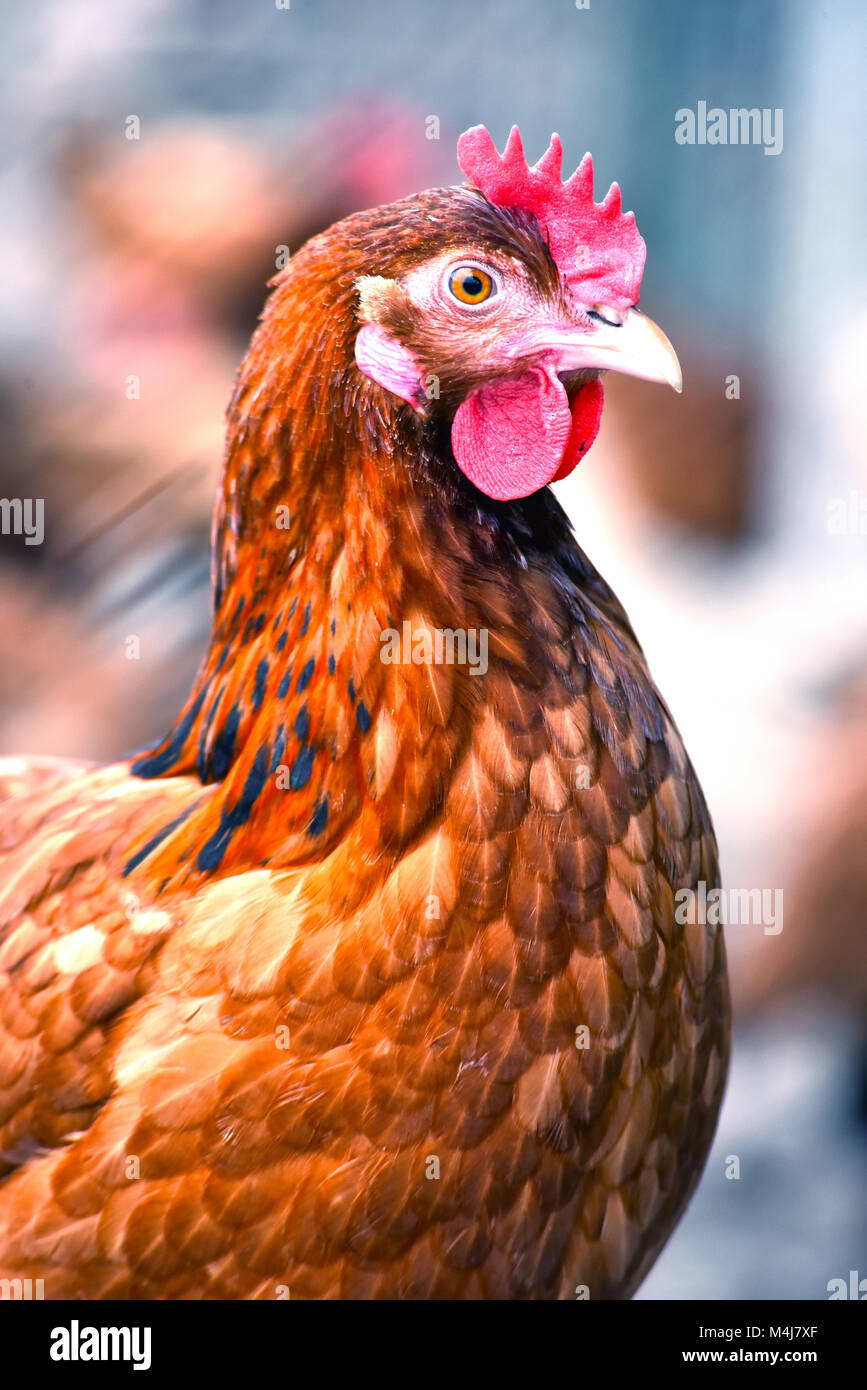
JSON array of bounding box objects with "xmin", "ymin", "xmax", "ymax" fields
[{"xmin": 0, "ymin": 126, "xmax": 729, "ymax": 1300}]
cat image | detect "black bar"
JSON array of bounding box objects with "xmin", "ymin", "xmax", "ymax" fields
[{"xmin": 2, "ymin": 1298, "xmax": 860, "ymax": 1377}]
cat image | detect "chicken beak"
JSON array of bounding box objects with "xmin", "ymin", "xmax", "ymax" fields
[{"xmin": 518, "ymin": 308, "xmax": 683, "ymax": 393}]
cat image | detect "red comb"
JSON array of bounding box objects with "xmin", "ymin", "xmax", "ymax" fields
[{"xmin": 456, "ymin": 125, "xmax": 646, "ymax": 311}]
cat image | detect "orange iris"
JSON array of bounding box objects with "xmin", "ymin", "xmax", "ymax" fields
[{"xmin": 448, "ymin": 265, "xmax": 494, "ymax": 305}]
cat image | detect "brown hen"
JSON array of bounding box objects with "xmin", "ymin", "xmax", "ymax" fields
[{"xmin": 0, "ymin": 126, "xmax": 728, "ymax": 1299}]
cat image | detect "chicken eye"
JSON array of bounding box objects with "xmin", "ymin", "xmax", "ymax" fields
[{"xmin": 448, "ymin": 264, "xmax": 496, "ymax": 306}]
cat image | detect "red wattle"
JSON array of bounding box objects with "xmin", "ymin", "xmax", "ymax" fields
[
  {"xmin": 451, "ymin": 365, "xmax": 603, "ymax": 501},
  {"xmin": 552, "ymin": 378, "xmax": 604, "ymax": 481},
  {"xmin": 451, "ymin": 363, "xmax": 570, "ymax": 501}
]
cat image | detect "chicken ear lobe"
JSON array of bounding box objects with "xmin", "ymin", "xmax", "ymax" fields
[
  {"xmin": 354, "ymin": 274, "xmax": 425, "ymax": 410},
  {"xmin": 354, "ymin": 323, "xmax": 424, "ymax": 409}
]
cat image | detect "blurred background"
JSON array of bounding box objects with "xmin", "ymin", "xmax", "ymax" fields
[{"xmin": 0, "ymin": 0, "xmax": 864, "ymax": 1298}]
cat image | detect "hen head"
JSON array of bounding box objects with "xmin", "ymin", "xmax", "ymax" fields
[{"xmin": 350, "ymin": 124, "xmax": 681, "ymax": 501}]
